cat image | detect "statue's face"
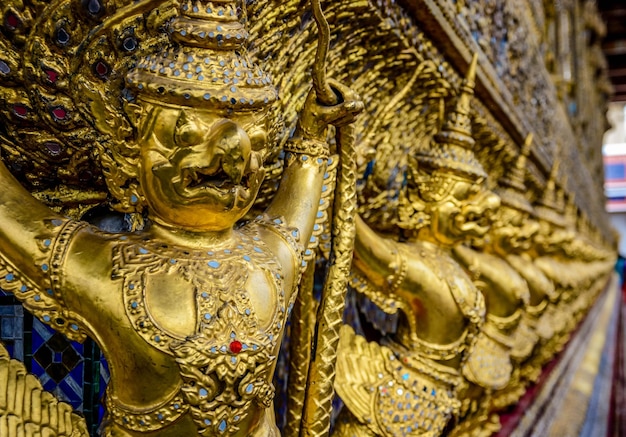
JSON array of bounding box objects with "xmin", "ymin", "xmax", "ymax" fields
[
  {"xmin": 533, "ymin": 219, "xmax": 571, "ymax": 254},
  {"xmin": 138, "ymin": 103, "xmax": 270, "ymax": 231},
  {"xmin": 491, "ymin": 206, "xmax": 538, "ymax": 255},
  {"xmin": 429, "ymin": 176, "xmax": 500, "ymax": 246}
]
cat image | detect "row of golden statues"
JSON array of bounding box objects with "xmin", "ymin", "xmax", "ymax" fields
[{"xmin": 0, "ymin": 0, "xmax": 616, "ymax": 436}]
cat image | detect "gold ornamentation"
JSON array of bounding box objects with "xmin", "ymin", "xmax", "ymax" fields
[
  {"xmin": 0, "ymin": 0, "xmax": 363, "ymax": 435},
  {"xmin": 0, "ymin": 0, "xmax": 617, "ymax": 435},
  {"xmin": 334, "ymin": 326, "xmax": 462, "ymax": 437}
]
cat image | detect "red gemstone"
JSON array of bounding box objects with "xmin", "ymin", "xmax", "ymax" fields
[
  {"xmin": 229, "ymin": 340, "xmax": 242, "ymax": 354},
  {"xmin": 94, "ymin": 61, "xmax": 108, "ymax": 77},
  {"xmin": 51, "ymin": 107, "xmax": 67, "ymax": 120},
  {"xmin": 6, "ymin": 13, "xmax": 19, "ymax": 29},
  {"xmin": 45, "ymin": 69, "xmax": 59, "ymax": 83},
  {"xmin": 13, "ymin": 104, "xmax": 27, "ymax": 117}
]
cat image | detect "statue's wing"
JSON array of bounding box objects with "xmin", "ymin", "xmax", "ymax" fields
[
  {"xmin": 247, "ymin": 0, "xmax": 452, "ymax": 232},
  {"xmin": 0, "ymin": 342, "xmax": 88, "ymax": 437},
  {"xmin": 334, "ymin": 325, "xmax": 389, "ymax": 427},
  {"xmin": 0, "ymin": 0, "xmax": 170, "ymax": 217}
]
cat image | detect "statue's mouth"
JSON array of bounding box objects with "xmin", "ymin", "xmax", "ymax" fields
[{"xmin": 181, "ymin": 167, "xmax": 250, "ymax": 192}]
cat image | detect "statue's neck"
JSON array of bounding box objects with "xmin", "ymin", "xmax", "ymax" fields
[{"xmin": 147, "ymin": 221, "xmax": 235, "ymax": 249}]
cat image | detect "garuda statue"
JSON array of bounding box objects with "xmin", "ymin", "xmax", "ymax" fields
[
  {"xmin": 333, "ymin": 55, "xmax": 503, "ymax": 437},
  {"xmin": 0, "ymin": 0, "xmax": 362, "ymax": 435}
]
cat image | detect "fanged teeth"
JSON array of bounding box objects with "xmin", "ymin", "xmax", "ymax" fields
[{"xmin": 183, "ymin": 167, "xmax": 247, "ymax": 190}]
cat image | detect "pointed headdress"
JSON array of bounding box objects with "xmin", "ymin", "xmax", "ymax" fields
[
  {"xmin": 534, "ymin": 143, "xmax": 567, "ymax": 228},
  {"xmin": 413, "ymin": 54, "xmax": 487, "ymax": 182},
  {"xmin": 126, "ymin": 0, "xmax": 277, "ymax": 110},
  {"xmin": 495, "ymin": 134, "xmax": 535, "ymax": 215}
]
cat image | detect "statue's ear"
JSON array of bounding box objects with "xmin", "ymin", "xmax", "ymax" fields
[{"xmin": 123, "ymin": 101, "xmax": 143, "ymax": 129}]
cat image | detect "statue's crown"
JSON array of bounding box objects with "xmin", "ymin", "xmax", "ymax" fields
[
  {"xmin": 127, "ymin": 0, "xmax": 277, "ymax": 110},
  {"xmin": 496, "ymin": 134, "xmax": 535, "ymax": 215},
  {"xmin": 413, "ymin": 54, "xmax": 487, "ymax": 181},
  {"xmin": 534, "ymin": 144, "xmax": 566, "ymax": 227}
]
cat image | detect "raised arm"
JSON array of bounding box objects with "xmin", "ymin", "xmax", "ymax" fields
[
  {"xmin": 265, "ymin": 81, "xmax": 363, "ymax": 244},
  {"xmin": 0, "ymin": 159, "xmax": 88, "ymax": 341},
  {"xmin": 352, "ymin": 214, "xmax": 401, "ymax": 292}
]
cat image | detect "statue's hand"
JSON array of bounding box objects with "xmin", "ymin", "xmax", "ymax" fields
[{"xmin": 297, "ymin": 79, "xmax": 363, "ymax": 142}]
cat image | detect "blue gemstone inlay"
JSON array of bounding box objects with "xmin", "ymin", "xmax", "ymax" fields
[
  {"xmin": 208, "ymin": 260, "xmax": 220, "ymax": 268},
  {"xmin": 219, "ymin": 420, "xmax": 227, "ymax": 432},
  {"xmin": 199, "ymin": 388, "xmax": 208, "ymax": 397},
  {"xmin": 245, "ymin": 384, "xmax": 254, "ymax": 394},
  {"xmin": 243, "ymin": 255, "xmax": 251, "ymax": 262}
]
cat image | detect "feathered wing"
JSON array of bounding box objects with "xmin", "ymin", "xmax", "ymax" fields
[
  {"xmin": 1, "ymin": 0, "xmax": 451, "ymax": 224},
  {"xmin": 0, "ymin": 342, "xmax": 89, "ymax": 437},
  {"xmin": 246, "ymin": 0, "xmax": 451, "ymax": 233},
  {"xmin": 0, "ymin": 0, "xmax": 170, "ymax": 217},
  {"xmin": 334, "ymin": 325, "xmax": 389, "ymax": 428}
]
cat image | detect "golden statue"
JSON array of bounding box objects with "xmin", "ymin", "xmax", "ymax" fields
[
  {"xmin": 460, "ymin": 135, "xmax": 555, "ymax": 409},
  {"xmin": 451, "ymin": 135, "xmax": 543, "ymax": 414},
  {"xmin": 0, "ymin": 1, "xmax": 617, "ymax": 436},
  {"xmin": 528, "ymin": 157, "xmax": 575, "ymax": 361},
  {"xmin": 0, "ymin": 0, "xmax": 362, "ymax": 435},
  {"xmin": 333, "ymin": 55, "xmax": 503, "ymax": 437}
]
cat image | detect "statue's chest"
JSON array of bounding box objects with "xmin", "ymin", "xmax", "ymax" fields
[
  {"xmin": 109, "ymin": 232, "xmax": 290, "ymax": 435},
  {"xmin": 111, "ymin": 234, "xmax": 286, "ymax": 354}
]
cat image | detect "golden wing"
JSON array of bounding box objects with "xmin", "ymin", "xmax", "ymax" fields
[
  {"xmin": 246, "ymin": 0, "xmax": 452, "ymax": 233},
  {"xmin": 334, "ymin": 325, "xmax": 390, "ymax": 428},
  {"xmin": 0, "ymin": 0, "xmax": 171, "ymax": 218},
  {"xmin": 0, "ymin": 342, "xmax": 88, "ymax": 437}
]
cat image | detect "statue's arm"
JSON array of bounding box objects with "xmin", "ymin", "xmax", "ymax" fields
[
  {"xmin": 0, "ymin": 161, "xmax": 89, "ymax": 341},
  {"xmin": 261, "ymin": 82, "xmax": 362, "ymax": 294},
  {"xmin": 352, "ymin": 215, "xmax": 399, "ymax": 293},
  {"xmin": 265, "ymin": 81, "xmax": 363, "ymax": 245}
]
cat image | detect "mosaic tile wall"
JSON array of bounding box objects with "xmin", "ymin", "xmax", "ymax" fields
[{"xmin": 0, "ymin": 290, "xmax": 109, "ymax": 436}]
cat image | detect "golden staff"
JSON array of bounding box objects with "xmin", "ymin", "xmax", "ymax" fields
[
  {"xmin": 310, "ymin": 0, "xmax": 337, "ymax": 106},
  {"xmin": 285, "ymin": 260, "xmax": 316, "ymax": 437},
  {"xmin": 299, "ymin": 1, "xmax": 358, "ymax": 435}
]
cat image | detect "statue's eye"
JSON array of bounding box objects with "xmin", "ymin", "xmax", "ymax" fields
[{"xmin": 175, "ymin": 122, "xmax": 204, "ymax": 147}]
